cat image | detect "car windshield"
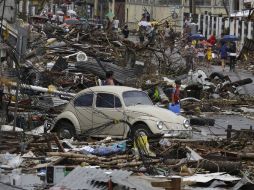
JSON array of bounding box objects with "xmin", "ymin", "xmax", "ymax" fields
[{"xmin": 123, "ymin": 91, "xmax": 153, "ymax": 106}]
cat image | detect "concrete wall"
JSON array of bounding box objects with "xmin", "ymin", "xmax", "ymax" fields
[
  {"xmin": 125, "ymin": 2, "xmax": 228, "ymax": 30},
  {"xmin": 196, "ymin": 13, "xmax": 254, "ymax": 46},
  {"xmin": 125, "ymin": 3, "xmax": 183, "ymax": 29}
]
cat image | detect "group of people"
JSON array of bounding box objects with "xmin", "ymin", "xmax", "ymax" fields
[{"xmin": 184, "ymin": 33, "xmax": 238, "ymax": 72}]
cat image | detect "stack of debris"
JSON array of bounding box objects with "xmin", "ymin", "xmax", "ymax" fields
[{"xmin": 1, "ymin": 128, "xmax": 254, "ymax": 189}]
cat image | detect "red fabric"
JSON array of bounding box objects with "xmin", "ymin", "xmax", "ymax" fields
[
  {"xmin": 173, "ymin": 87, "xmax": 180, "ymax": 103},
  {"xmin": 207, "ymin": 35, "xmax": 216, "ymax": 45}
]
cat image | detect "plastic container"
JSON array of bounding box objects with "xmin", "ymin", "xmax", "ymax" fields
[{"xmin": 169, "ymin": 103, "xmax": 180, "ymax": 114}]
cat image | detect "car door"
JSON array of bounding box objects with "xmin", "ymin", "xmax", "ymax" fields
[
  {"xmin": 73, "ymin": 93, "xmax": 94, "ymax": 132},
  {"xmin": 92, "ymin": 93, "xmax": 127, "ymax": 138}
]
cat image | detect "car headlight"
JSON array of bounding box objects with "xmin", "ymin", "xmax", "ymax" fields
[
  {"xmin": 183, "ymin": 119, "xmax": 190, "ymax": 128},
  {"xmin": 157, "ymin": 121, "xmax": 165, "ymax": 130}
]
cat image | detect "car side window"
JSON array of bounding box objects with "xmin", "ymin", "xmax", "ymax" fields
[
  {"xmin": 96, "ymin": 93, "xmax": 122, "ymax": 108},
  {"xmin": 74, "ymin": 93, "xmax": 93, "ymax": 107}
]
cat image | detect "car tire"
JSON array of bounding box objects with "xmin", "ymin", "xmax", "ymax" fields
[
  {"xmin": 131, "ymin": 123, "xmax": 153, "ymax": 138},
  {"xmin": 55, "ymin": 121, "xmax": 76, "ymax": 139},
  {"xmin": 209, "ymin": 72, "xmax": 225, "ymax": 80},
  {"xmin": 190, "ymin": 118, "xmax": 215, "ymax": 126}
]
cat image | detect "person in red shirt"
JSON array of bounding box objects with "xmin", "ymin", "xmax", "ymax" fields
[
  {"xmin": 207, "ymin": 33, "xmax": 216, "ymax": 46},
  {"xmin": 172, "ymin": 80, "xmax": 181, "ymax": 105}
]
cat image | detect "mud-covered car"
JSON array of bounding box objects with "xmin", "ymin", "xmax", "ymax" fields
[{"xmin": 52, "ymin": 86, "xmax": 191, "ymax": 139}]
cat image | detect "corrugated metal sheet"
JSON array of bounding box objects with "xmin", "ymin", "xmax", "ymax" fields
[
  {"xmin": 53, "ymin": 167, "xmax": 160, "ymax": 190},
  {"xmin": 75, "ymin": 58, "xmax": 142, "ymax": 85},
  {"xmin": 35, "ymin": 96, "xmax": 68, "ymax": 110}
]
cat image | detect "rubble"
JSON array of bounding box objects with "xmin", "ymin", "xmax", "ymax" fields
[
  {"xmin": 1, "ymin": 128, "xmax": 254, "ymax": 189},
  {"xmin": 1, "ymin": 3, "xmax": 254, "ymax": 190}
]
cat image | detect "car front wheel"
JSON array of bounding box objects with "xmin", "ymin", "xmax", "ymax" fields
[{"xmin": 131, "ymin": 123, "xmax": 153, "ymax": 138}]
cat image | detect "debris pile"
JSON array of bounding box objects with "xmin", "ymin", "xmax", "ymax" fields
[
  {"xmin": 1, "ymin": 6, "xmax": 254, "ymax": 190},
  {"xmin": 1, "ymin": 128, "xmax": 254, "ymax": 189}
]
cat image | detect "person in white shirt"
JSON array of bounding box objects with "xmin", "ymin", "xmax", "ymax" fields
[
  {"xmin": 59, "ymin": 15, "xmax": 64, "ymax": 24},
  {"xmin": 112, "ymin": 17, "xmax": 119, "ymax": 31}
]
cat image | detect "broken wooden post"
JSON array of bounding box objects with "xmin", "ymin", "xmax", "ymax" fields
[
  {"xmin": 52, "ymin": 134, "xmax": 65, "ymax": 152},
  {"xmin": 227, "ymin": 125, "xmax": 232, "ymax": 139},
  {"xmin": 151, "ymin": 177, "xmax": 181, "ymax": 190},
  {"xmin": 45, "ymin": 135, "xmax": 52, "ymax": 152}
]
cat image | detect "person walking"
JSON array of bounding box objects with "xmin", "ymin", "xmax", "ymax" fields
[
  {"xmin": 169, "ymin": 28, "xmax": 176, "ymax": 52},
  {"xmin": 112, "ymin": 17, "xmax": 119, "ymax": 31},
  {"xmin": 164, "ymin": 21, "xmax": 170, "ymax": 40},
  {"xmin": 185, "ymin": 42, "xmax": 195, "ymax": 70},
  {"xmin": 139, "ymin": 25, "xmax": 146, "ymax": 44},
  {"xmin": 219, "ymin": 42, "xmax": 228, "ymax": 72},
  {"xmin": 228, "ymin": 42, "xmax": 237, "ymax": 72},
  {"xmin": 207, "ymin": 33, "xmax": 216, "ymax": 46},
  {"xmin": 206, "ymin": 46, "xmax": 212, "ymax": 69},
  {"xmin": 196, "ymin": 40, "xmax": 205, "ymax": 66},
  {"xmin": 122, "ymin": 25, "xmax": 129, "ymax": 38}
]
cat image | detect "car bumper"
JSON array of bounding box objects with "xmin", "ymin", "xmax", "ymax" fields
[{"xmin": 162, "ymin": 130, "xmax": 193, "ymax": 138}]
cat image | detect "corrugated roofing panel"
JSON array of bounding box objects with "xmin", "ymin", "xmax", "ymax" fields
[{"xmin": 53, "ymin": 167, "xmax": 160, "ymax": 190}]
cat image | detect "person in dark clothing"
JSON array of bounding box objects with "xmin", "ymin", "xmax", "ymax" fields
[
  {"xmin": 169, "ymin": 28, "xmax": 176, "ymax": 52},
  {"xmin": 228, "ymin": 42, "xmax": 237, "ymax": 72},
  {"xmin": 105, "ymin": 71, "xmax": 115, "ymax": 85},
  {"xmin": 0, "ymin": 86, "xmax": 3, "ymax": 110},
  {"xmin": 122, "ymin": 25, "xmax": 129, "ymax": 38},
  {"xmin": 185, "ymin": 42, "xmax": 195, "ymax": 70},
  {"xmin": 139, "ymin": 25, "xmax": 146, "ymax": 44},
  {"xmin": 105, "ymin": 17, "xmax": 112, "ymax": 31},
  {"xmin": 219, "ymin": 42, "xmax": 228, "ymax": 72},
  {"xmin": 147, "ymin": 24, "xmax": 157, "ymax": 44}
]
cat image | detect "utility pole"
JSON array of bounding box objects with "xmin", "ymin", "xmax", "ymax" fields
[
  {"xmin": 0, "ymin": 0, "xmax": 6, "ymax": 95},
  {"xmin": 211, "ymin": 0, "xmax": 214, "ymax": 15},
  {"xmin": 151, "ymin": 0, "xmax": 155, "ymax": 20},
  {"xmin": 192, "ymin": 0, "xmax": 196, "ymax": 14},
  {"xmin": 21, "ymin": 0, "xmax": 28, "ymax": 21},
  {"xmin": 81, "ymin": 0, "xmax": 87, "ymax": 18},
  {"xmin": 181, "ymin": 0, "xmax": 185, "ymax": 33},
  {"xmin": 111, "ymin": 0, "xmax": 115, "ymax": 15},
  {"xmin": 94, "ymin": 0, "xmax": 98, "ymax": 17},
  {"xmin": 189, "ymin": 0, "xmax": 192, "ymax": 13}
]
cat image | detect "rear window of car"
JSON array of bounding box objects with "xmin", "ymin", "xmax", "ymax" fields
[
  {"xmin": 96, "ymin": 93, "xmax": 121, "ymax": 108},
  {"xmin": 74, "ymin": 93, "xmax": 93, "ymax": 107}
]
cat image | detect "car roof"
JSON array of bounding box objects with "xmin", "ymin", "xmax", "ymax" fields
[{"xmin": 76, "ymin": 86, "xmax": 141, "ymax": 96}]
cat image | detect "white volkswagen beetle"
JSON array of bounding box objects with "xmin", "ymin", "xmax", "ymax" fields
[{"xmin": 52, "ymin": 86, "xmax": 191, "ymax": 139}]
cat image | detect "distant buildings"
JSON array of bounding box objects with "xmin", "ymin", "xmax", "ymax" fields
[{"xmin": 15, "ymin": 0, "xmax": 254, "ymax": 30}]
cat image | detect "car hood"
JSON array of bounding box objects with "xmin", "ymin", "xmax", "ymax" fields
[{"xmin": 125, "ymin": 105, "xmax": 186, "ymax": 124}]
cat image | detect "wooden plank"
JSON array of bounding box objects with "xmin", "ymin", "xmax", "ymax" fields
[{"xmin": 151, "ymin": 178, "xmax": 181, "ymax": 190}]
